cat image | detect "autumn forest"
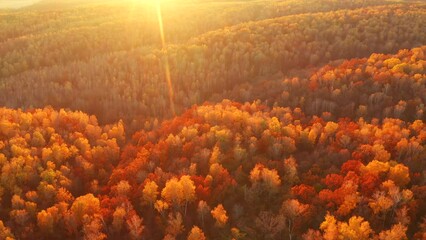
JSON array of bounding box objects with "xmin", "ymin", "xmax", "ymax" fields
[{"xmin": 0, "ymin": 0, "xmax": 425, "ymax": 239}]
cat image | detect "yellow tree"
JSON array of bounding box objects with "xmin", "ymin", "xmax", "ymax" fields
[
  {"xmin": 388, "ymin": 164, "xmax": 410, "ymax": 187},
  {"xmin": 179, "ymin": 175, "xmax": 196, "ymax": 216},
  {"xmin": 161, "ymin": 177, "xmax": 184, "ymax": 210},
  {"xmin": 211, "ymin": 204, "xmax": 228, "ymax": 227},
  {"xmin": 209, "ymin": 145, "xmax": 221, "ymax": 165},
  {"xmin": 37, "ymin": 206, "xmax": 60, "ymax": 235},
  {"xmin": 320, "ymin": 214, "xmax": 373, "ymax": 240},
  {"xmin": 154, "ymin": 200, "xmax": 169, "ymax": 217},
  {"xmin": 378, "ymin": 223, "xmax": 407, "ymax": 240},
  {"xmin": 112, "ymin": 206, "xmax": 126, "ymax": 233},
  {"xmin": 250, "ymin": 163, "xmax": 281, "ymax": 195},
  {"xmin": 369, "ymin": 191, "xmax": 393, "ymax": 215},
  {"xmin": 320, "ymin": 213, "xmax": 338, "ymax": 240},
  {"xmin": 142, "ymin": 179, "xmax": 159, "ymax": 207},
  {"xmin": 369, "ymin": 180, "xmax": 412, "ymax": 227},
  {"xmin": 338, "ymin": 216, "xmax": 372, "ymax": 240},
  {"xmin": 116, "ymin": 180, "xmax": 131, "ymax": 197},
  {"xmin": 70, "ymin": 194, "xmax": 100, "ymax": 225},
  {"xmin": 187, "ymin": 226, "xmax": 206, "ymax": 240}
]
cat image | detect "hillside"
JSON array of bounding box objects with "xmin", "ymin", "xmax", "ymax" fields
[
  {"xmin": 0, "ymin": 101, "xmax": 424, "ymax": 239},
  {"xmin": 213, "ymin": 46, "xmax": 426, "ymax": 122},
  {"xmin": 0, "ymin": 0, "xmax": 425, "ymax": 239},
  {"xmin": 1, "ymin": 3, "xmax": 425, "ymax": 130},
  {"xmin": 0, "ymin": 0, "xmax": 392, "ymax": 78}
]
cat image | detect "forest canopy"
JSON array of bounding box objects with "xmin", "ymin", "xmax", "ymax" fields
[{"xmin": 0, "ymin": 0, "xmax": 425, "ymax": 239}]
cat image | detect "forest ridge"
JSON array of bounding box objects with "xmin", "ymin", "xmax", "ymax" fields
[{"xmin": 0, "ymin": 0, "xmax": 425, "ymax": 239}]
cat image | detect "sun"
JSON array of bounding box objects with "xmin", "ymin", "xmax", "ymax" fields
[{"xmin": 129, "ymin": 0, "xmax": 163, "ymax": 5}]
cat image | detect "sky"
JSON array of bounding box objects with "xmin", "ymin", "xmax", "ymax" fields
[{"xmin": 0, "ymin": 0, "xmax": 40, "ymax": 9}]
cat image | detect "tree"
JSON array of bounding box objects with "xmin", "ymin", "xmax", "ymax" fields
[
  {"xmin": 255, "ymin": 211, "xmax": 285, "ymax": 239},
  {"xmin": 165, "ymin": 213, "xmax": 184, "ymax": 237},
  {"xmin": 388, "ymin": 164, "xmax": 410, "ymax": 187},
  {"xmin": 338, "ymin": 216, "xmax": 372, "ymax": 240},
  {"xmin": 291, "ymin": 184, "xmax": 316, "ymax": 204},
  {"xmin": 197, "ymin": 201, "xmax": 210, "ymax": 229},
  {"xmin": 70, "ymin": 194, "xmax": 101, "ymax": 224},
  {"xmin": 154, "ymin": 200, "xmax": 169, "ymax": 217},
  {"xmin": 368, "ymin": 191, "xmax": 393, "ymax": 215},
  {"xmin": 336, "ymin": 191, "xmax": 359, "ymax": 217},
  {"xmin": 378, "ymin": 223, "xmax": 407, "ymax": 240},
  {"xmin": 82, "ymin": 215, "xmax": 106, "ymax": 240},
  {"xmin": 284, "ymin": 157, "xmax": 298, "ymax": 185},
  {"xmin": 161, "ymin": 177, "xmax": 184, "ymax": 209},
  {"xmin": 395, "ymin": 206, "xmax": 410, "ymax": 226},
  {"xmin": 209, "ymin": 145, "xmax": 221, "ymax": 165},
  {"xmin": 37, "ymin": 206, "xmax": 59, "ymax": 235},
  {"xmin": 116, "ymin": 180, "xmax": 131, "ymax": 197},
  {"xmin": 281, "ymin": 199, "xmax": 309, "ymax": 240},
  {"xmin": 142, "ymin": 179, "xmax": 159, "ymax": 207},
  {"xmin": 112, "ymin": 206, "xmax": 126, "ymax": 233},
  {"xmin": 250, "ymin": 164, "xmax": 281, "ymax": 190},
  {"xmin": 320, "ymin": 214, "xmax": 373, "ymax": 240},
  {"xmin": 323, "ymin": 174, "xmax": 344, "ymax": 190},
  {"xmin": 187, "ymin": 226, "xmax": 206, "ymax": 240},
  {"xmin": 126, "ymin": 214, "xmax": 144, "ymax": 240},
  {"xmin": 0, "ymin": 220, "xmax": 14, "ymax": 240},
  {"xmin": 320, "ymin": 213, "xmax": 338, "ymax": 240},
  {"xmin": 211, "ymin": 204, "xmax": 228, "ymax": 227},
  {"xmin": 249, "ymin": 163, "xmax": 282, "ymax": 203},
  {"xmin": 302, "ymin": 229, "xmax": 323, "ymax": 240},
  {"xmin": 180, "ymin": 175, "xmax": 196, "ymax": 216}
]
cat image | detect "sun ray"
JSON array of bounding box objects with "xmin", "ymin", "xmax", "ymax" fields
[{"xmin": 156, "ymin": 0, "xmax": 176, "ymax": 117}]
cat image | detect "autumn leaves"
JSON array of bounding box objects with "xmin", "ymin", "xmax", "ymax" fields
[{"xmin": 0, "ymin": 95, "xmax": 425, "ymax": 239}]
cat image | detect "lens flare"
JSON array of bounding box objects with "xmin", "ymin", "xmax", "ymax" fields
[{"xmin": 156, "ymin": 0, "xmax": 176, "ymax": 117}]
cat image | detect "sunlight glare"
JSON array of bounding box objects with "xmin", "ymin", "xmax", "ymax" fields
[
  {"xmin": 129, "ymin": 0, "xmax": 176, "ymax": 117},
  {"xmin": 155, "ymin": 0, "xmax": 176, "ymax": 117}
]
